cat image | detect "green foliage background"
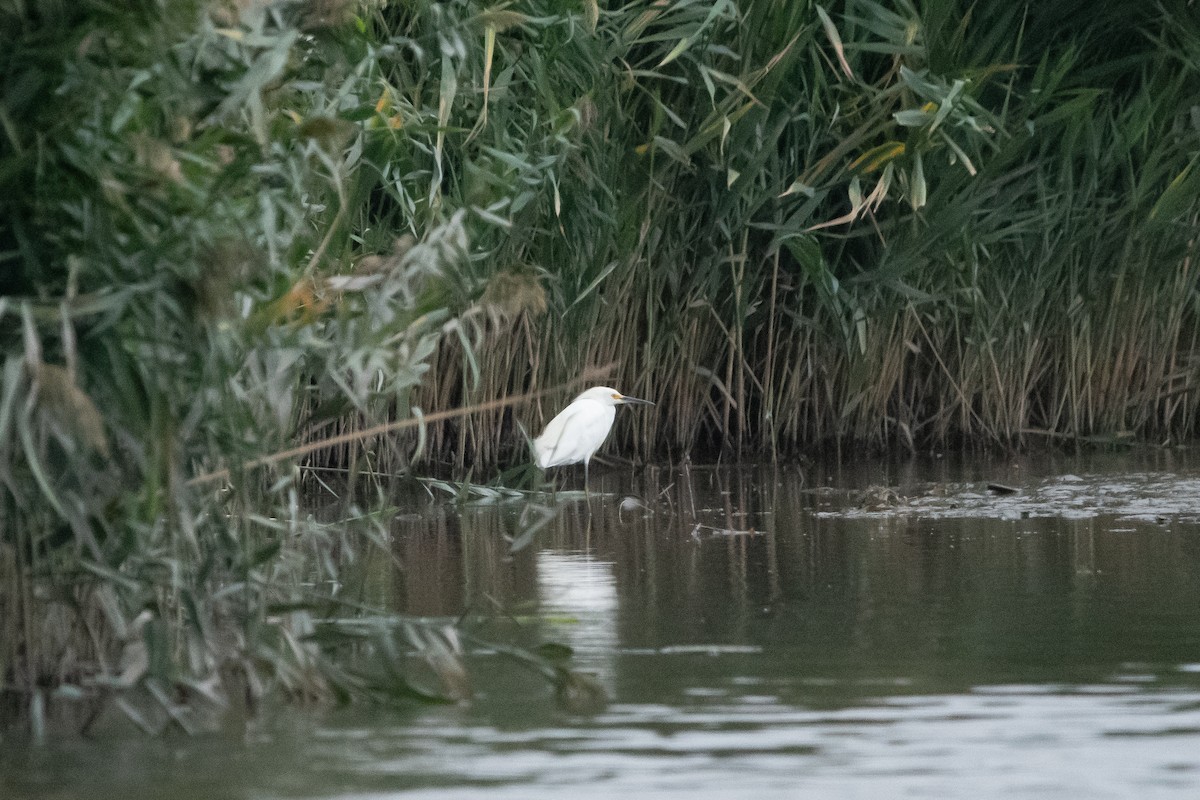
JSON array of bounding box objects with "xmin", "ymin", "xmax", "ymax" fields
[
  {"xmin": 1, "ymin": 0, "xmax": 1198, "ymax": 728},
  {"xmin": 407, "ymin": 0, "xmax": 1200, "ymax": 466}
]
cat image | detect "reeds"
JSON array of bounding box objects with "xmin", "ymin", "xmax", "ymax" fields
[
  {"xmin": 378, "ymin": 0, "xmax": 1200, "ymax": 466},
  {"xmin": 2, "ymin": 0, "xmax": 1199, "ymax": 732},
  {"xmin": 0, "ymin": 0, "xmax": 524, "ymax": 731}
]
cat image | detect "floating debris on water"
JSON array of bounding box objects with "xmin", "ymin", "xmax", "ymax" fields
[{"xmin": 815, "ymin": 473, "xmax": 1200, "ymax": 522}]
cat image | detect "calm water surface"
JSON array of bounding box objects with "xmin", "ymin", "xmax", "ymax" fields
[{"xmin": 7, "ymin": 453, "xmax": 1200, "ymax": 799}]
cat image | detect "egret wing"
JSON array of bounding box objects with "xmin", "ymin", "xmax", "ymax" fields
[{"xmin": 533, "ymin": 400, "xmax": 614, "ymax": 468}]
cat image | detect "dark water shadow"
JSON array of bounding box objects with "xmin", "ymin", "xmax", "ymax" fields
[{"xmin": 9, "ymin": 453, "xmax": 1200, "ymax": 799}]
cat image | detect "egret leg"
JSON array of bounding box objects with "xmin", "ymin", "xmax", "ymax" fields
[{"xmin": 584, "ymin": 458, "xmax": 591, "ymax": 498}]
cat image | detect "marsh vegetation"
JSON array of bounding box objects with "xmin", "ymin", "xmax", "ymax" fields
[{"xmin": 1, "ymin": 0, "xmax": 1198, "ymax": 734}]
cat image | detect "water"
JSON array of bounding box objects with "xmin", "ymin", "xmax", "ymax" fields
[{"xmin": 7, "ymin": 453, "xmax": 1200, "ymax": 799}]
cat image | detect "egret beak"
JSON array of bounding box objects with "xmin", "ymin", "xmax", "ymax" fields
[{"xmin": 618, "ymin": 395, "xmax": 654, "ymax": 406}]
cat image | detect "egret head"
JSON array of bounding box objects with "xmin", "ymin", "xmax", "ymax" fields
[{"xmin": 576, "ymin": 386, "xmax": 655, "ymax": 406}]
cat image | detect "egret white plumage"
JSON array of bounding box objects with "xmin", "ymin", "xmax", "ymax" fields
[{"xmin": 533, "ymin": 386, "xmax": 654, "ymax": 493}]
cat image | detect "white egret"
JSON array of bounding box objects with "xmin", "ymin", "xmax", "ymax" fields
[{"xmin": 533, "ymin": 386, "xmax": 654, "ymax": 492}]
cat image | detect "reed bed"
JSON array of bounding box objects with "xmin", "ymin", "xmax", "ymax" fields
[
  {"xmin": 382, "ymin": 0, "xmax": 1200, "ymax": 468},
  {"xmin": 2, "ymin": 0, "xmax": 1198, "ymax": 733}
]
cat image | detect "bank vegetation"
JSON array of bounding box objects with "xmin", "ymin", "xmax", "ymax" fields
[{"xmin": 1, "ymin": 0, "xmax": 1197, "ymax": 733}]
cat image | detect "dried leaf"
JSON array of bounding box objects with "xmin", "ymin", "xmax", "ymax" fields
[
  {"xmin": 481, "ymin": 270, "xmax": 548, "ymax": 318},
  {"xmin": 815, "ymin": 5, "xmax": 853, "ymax": 79},
  {"xmin": 34, "ymin": 363, "xmax": 110, "ymax": 457}
]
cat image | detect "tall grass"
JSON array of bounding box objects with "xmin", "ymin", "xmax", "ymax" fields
[
  {"xmin": 2, "ymin": 0, "xmax": 1199, "ymax": 733},
  {"xmin": 0, "ymin": 0, "xmax": 574, "ymax": 733},
  {"xmin": 381, "ymin": 0, "xmax": 1200, "ymax": 466}
]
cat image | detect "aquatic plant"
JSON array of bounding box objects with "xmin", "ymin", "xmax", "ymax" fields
[
  {"xmin": 2, "ymin": 0, "xmax": 1199, "ymax": 735},
  {"xmin": 392, "ymin": 0, "xmax": 1200, "ymax": 464},
  {"xmin": 0, "ymin": 0, "xmax": 574, "ymax": 734}
]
